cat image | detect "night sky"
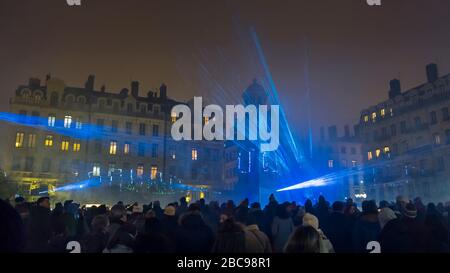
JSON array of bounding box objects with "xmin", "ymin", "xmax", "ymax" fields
[{"xmin": 1, "ymin": 0, "xmax": 450, "ymax": 140}]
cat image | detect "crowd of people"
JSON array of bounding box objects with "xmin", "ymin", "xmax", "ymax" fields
[{"xmin": 1, "ymin": 193, "xmax": 450, "ymax": 253}]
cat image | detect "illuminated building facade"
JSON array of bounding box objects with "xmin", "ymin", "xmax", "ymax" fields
[
  {"xmin": 358, "ymin": 63, "xmax": 450, "ymax": 202},
  {"xmin": 315, "ymin": 125, "xmax": 365, "ymax": 202},
  {"xmin": 2, "ymin": 75, "xmax": 223, "ymax": 201}
]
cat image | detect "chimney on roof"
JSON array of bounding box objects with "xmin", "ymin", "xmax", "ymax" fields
[
  {"xmin": 160, "ymin": 84, "xmax": 167, "ymax": 100},
  {"xmin": 85, "ymin": 75, "xmax": 95, "ymax": 91},
  {"xmin": 29, "ymin": 78, "xmax": 41, "ymax": 89},
  {"xmin": 100, "ymin": 85, "xmax": 106, "ymax": 92},
  {"xmin": 388, "ymin": 79, "xmax": 401, "ymax": 99},
  {"xmin": 344, "ymin": 125, "xmax": 350, "ymax": 138},
  {"xmin": 328, "ymin": 125, "xmax": 338, "ymax": 140},
  {"xmin": 131, "ymin": 81, "xmax": 139, "ymax": 97},
  {"xmin": 426, "ymin": 63, "xmax": 439, "ymax": 83}
]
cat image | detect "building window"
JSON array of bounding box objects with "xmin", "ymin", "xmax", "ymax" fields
[
  {"xmin": 414, "ymin": 116, "xmax": 422, "ymax": 128},
  {"xmin": 64, "ymin": 115, "xmax": 72, "ymax": 128},
  {"xmin": 124, "ymin": 142, "xmax": 130, "ymax": 155},
  {"xmin": 94, "ymin": 141, "xmax": 102, "ymax": 153},
  {"xmin": 73, "ymin": 141, "xmax": 81, "ymax": 152},
  {"xmin": 137, "ymin": 164, "xmax": 144, "ymax": 177},
  {"xmin": 152, "ymin": 144, "xmax": 158, "ymax": 158},
  {"xmin": 375, "ymin": 148, "xmax": 381, "ymax": 158},
  {"xmin": 171, "ymin": 112, "xmax": 177, "ymax": 123},
  {"xmin": 93, "ymin": 163, "xmax": 101, "ymax": 177},
  {"xmin": 351, "ymin": 147, "xmax": 356, "ymax": 154},
  {"xmin": 126, "ymin": 122, "xmax": 132, "ymax": 134},
  {"xmin": 368, "ymin": 151, "xmax": 373, "ymax": 161},
  {"xmin": 389, "ymin": 108, "xmax": 394, "ymax": 117},
  {"xmin": 192, "ymin": 148, "xmax": 198, "ymax": 161},
  {"xmin": 371, "ymin": 112, "xmax": 377, "ymax": 123},
  {"xmin": 139, "ymin": 123, "xmax": 146, "ymax": 136},
  {"xmin": 352, "ymin": 160, "xmax": 357, "ymax": 168},
  {"xmin": 75, "ymin": 118, "xmax": 82, "ymax": 129},
  {"xmin": 44, "ymin": 135, "xmax": 53, "ymax": 147},
  {"xmin": 152, "ymin": 125, "xmax": 159, "ymax": 137},
  {"xmin": 108, "ymin": 162, "xmax": 116, "ymax": 176},
  {"xmin": 442, "ymin": 107, "xmax": 449, "ymax": 121},
  {"xmin": 390, "ymin": 124, "xmax": 397, "ymax": 137},
  {"xmin": 111, "ymin": 120, "xmax": 118, "ymax": 133},
  {"xmin": 430, "ymin": 111, "xmax": 437, "ymax": 125},
  {"xmin": 151, "ymin": 166, "xmax": 158, "ymax": 180},
  {"xmin": 204, "ymin": 116, "xmax": 210, "ymax": 124},
  {"xmin": 24, "ymin": 157, "xmax": 34, "ymax": 172},
  {"xmin": 380, "ymin": 108, "xmax": 386, "ymax": 118},
  {"xmin": 363, "ymin": 115, "xmax": 369, "ymax": 123},
  {"xmin": 48, "ymin": 114, "xmax": 56, "ymax": 127},
  {"xmin": 28, "ymin": 134, "xmax": 36, "ymax": 148},
  {"xmin": 434, "ymin": 133, "xmax": 441, "ymax": 145},
  {"xmin": 42, "ymin": 158, "xmax": 51, "ymax": 173},
  {"xmin": 15, "ymin": 132, "xmax": 24, "ymax": 148},
  {"xmin": 12, "ymin": 156, "xmax": 21, "ymax": 171},
  {"xmin": 109, "ymin": 141, "xmax": 117, "ymax": 155},
  {"xmin": 384, "ymin": 146, "xmax": 390, "ymax": 154},
  {"xmin": 97, "ymin": 119, "xmax": 104, "ymax": 130},
  {"xmin": 61, "ymin": 140, "xmax": 70, "ymax": 151},
  {"xmin": 138, "ymin": 143, "xmax": 145, "ymax": 157},
  {"xmin": 328, "ymin": 160, "xmax": 334, "ymax": 168},
  {"xmin": 341, "ymin": 146, "xmax": 347, "ymax": 154},
  {"xmin": 400, "ymin": 121, "xmax": 407, "ymax": 134},
  {"xmin": 127, "ymin": 103, "xmax": 133, "ymax": 113}
]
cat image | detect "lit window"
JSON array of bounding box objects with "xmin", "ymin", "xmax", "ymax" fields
[
  {"xmin": 75, "ymin": 118, "xmax": 82, "ymax": 129},
  {"xmin": 204, "ymin": 116, "xmax": 210, "ymax": 124},
  {"xmin": 28, "ymin": 134, "xmax": 36, "ymax": 148},
  {"xmin": 61, "ymin": 140, "xmax": 70, "ymax": 151},
  {"xmin": 64, "ymin": 115, "xmax": 72, "ymax": 128},
  {"xmin": 151, "ymin": 166, "xmax": 158, "ymax": 180},
  {"xmin": 364, "ymin": 115, "xmax": 369, "ymax": 123},
  {"xmin": 328, "ymin": 160, "xmax": 334, "ymax": 168},
  {"xmin": 48, "ymin": 115, "xmax": 56, "ymax": 127},
  {"xmin": 390, "ymin": 108, "xmax": 394, "ymax": 117},
  {"xmin": 434, "ymin": 133, "xmax": 441, "ymax": 145},
  {"xmin": 137, "ymin": 164, "xmax": 144, "ymax": 177},
  {"xmin": 45, "ymin": 135, "xmax": 53, "ymax": 147},
  {"xmin": 171, "ymin": 112, "xmax": 177, "ymax": 123},
  {"xmin": 200, "ymin": 192, "xmax": 205, "ymax": 199},
  {"xmin": 380, "ymin": 108, "xmax": 386, "ymax": 118},
  {"xmin": 352, "ymin": 160, "xmax": 357, "ymax": 167},
  {"xmin": 109, "ymin": 141, "xmax": 117, "ymax": 155},
  {"xmin": 93, "ymin": 163, "xmax": 101, "ymax": 177},
  {"xmin": 192, "ymin": 148, "xmax": 198, "ymax": 161},
  {"xmin": 368, "ymin": 151, "xmax": 373, "ymax": 160},
  {"xmin": 375, "ymin": 148, "xmax": 381, "ymax": 157},
  {"xmin": 371, "ymin": 112, "xmax": 377, "ymax": 123},
  {"xmin": 15, "ymin": 132, "xmax": 24, "ymax": 148},
  {"xmin": 73, "ymin": 141, "xmax": 81, "ymax": 152},
  {"xmin": 384, "ymin": 146, "xmax": 390, "ymax": 154},
  {"xmin": 124, "ymin": 143, "xmax": 130, "ymax": 155}
]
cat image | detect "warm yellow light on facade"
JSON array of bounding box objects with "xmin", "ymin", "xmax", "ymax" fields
[
  {"xmin": 124, "ymin": 143, "xmax": 130, "ymax": 155},
  {"xmin": 380, "ymin": 108, "xmax": 386, "ymax": 117},
  {"xmin": 109, "ymin": 141, "xmax": 117, "ymax": 155},
  {"xmin": 376, "ymin": 149, "xmax": 381, "ymax": 157},
  {"xmin": 368, "ymin": 151, "xmax": 373, "ymax": 160},
  {"xmin": 45, "ymin": 135, "xmax": 53, "ymax": 147},
  {"xmin": 151, "ymin": 166, "xmax": 158, "ymax": 180},
  {"xmin": 73, "ymin": 141, "xmax": 81, "ymax": 152},
  {"xmin": 15, "ymin": 132, "xmax": 24, "ymax": 148},
  {"xmin": 192, "ymin": 148, "xmax": 198, "ymax": 161},
  {"xmin": 61, "ymin": 140, "xmax": 69, "ymax": 151},
  {"xmin": 171, "ymin": 112, "xmax": 177, "ymax": 123}
]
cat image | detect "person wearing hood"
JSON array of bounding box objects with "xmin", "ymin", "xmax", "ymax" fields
[
  {"xmin": 244, "ymin": 213, "xmax": 272, "ymax": 253},
  {"xmin": 379, "ymin": 203, "xmax": 432, "ymax": 252},
  {"xmin": 378, "ymin": 207, "xmax": 397, "ymax": 229},
  {"xmin": 271, "ymin": 202, "xmax": 295, "ymax": 252},
  {"xmin": 175, "ymin": 210, "xmax": 215, "ymax": 253},
  {"xmin": 302, "ymin": 213, "xmax": 334, "ymax": 253},
  {"xmin": 352, "ymin": 200, "xmax": 381, "ymax": 253}
]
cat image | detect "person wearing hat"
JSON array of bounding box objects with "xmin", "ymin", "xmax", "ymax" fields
[
  {"xmin": 301, "ymin": 213, "xmax": 335, "ymax": 253},
  {"xmin": 160, "ymin": 205, "xmax": 178, "ymax": 245},
  {"xmin": 379, "ymin": 202, "xmax": 432, "ymax": 252}
]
